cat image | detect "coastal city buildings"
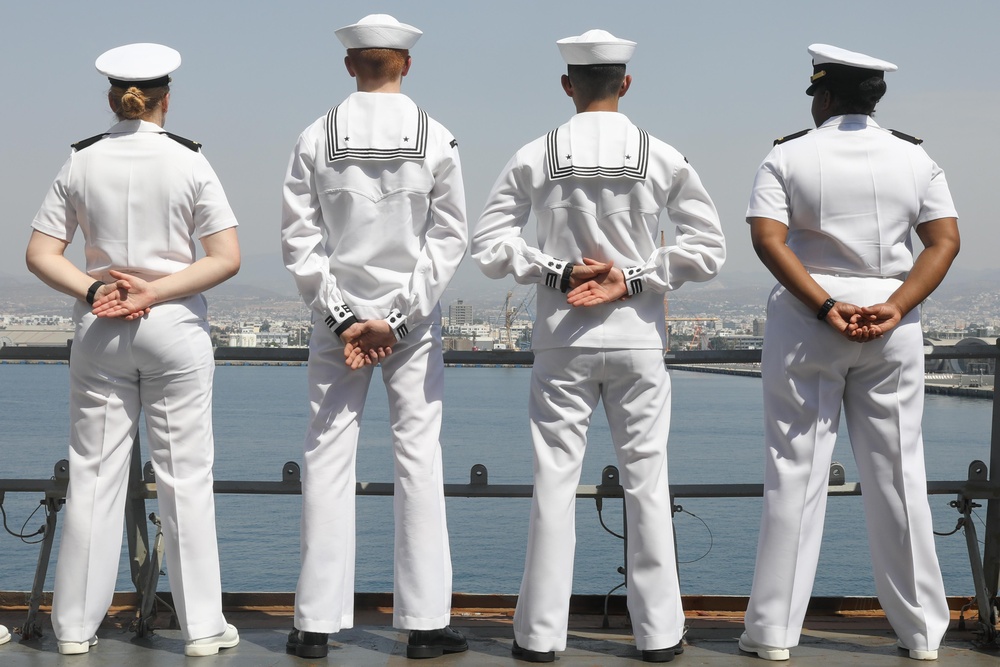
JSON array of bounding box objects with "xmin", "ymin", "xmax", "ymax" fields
[{"xmin": 2, "ymin": 280, "xmax": 997, "ymax": 361}]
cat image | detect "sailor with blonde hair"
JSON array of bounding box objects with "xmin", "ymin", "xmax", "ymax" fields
[{"xmin": 281, "ymin": 13, "xmax": 469, "ymax": 660}]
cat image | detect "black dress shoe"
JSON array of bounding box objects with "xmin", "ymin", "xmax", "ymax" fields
[
  {"xmin": 286, "ymin": 628, "xmax": 330, "ymax": 659},
  {"xmin": 512, "ymin": 639, "xmax": 555, "ymax": 663},
  {"xmin": 406, "ymin": 626, "xmax": 469, "ymax": 659},
  {"xmin": 641, "ymin": 640, "xmax": 685, "ymax": 663}
]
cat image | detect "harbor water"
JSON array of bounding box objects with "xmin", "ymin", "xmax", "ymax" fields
[{"xmin": 0, "ymin": 363, "xmax": 993, "ymax": 600}]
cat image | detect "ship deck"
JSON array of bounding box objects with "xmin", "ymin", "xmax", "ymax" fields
[{"xmin": 1, "ymin": 595, "xmax": 997, "ymax": 666}]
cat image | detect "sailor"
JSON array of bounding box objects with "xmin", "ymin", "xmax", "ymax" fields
[
  {"xmin": 472, "ymin": 29, "xmax": 726, "ymax": 663},
  {"xmin": 738, "ymin": 44, "xmax": 960, "ymax": 662},
  {"xmin": 280, "ymin": 14, "xmax": 469, "ymax": 660},
  {"xmin": 25, "ymin": 43, "xmax": 241, "ymax": 656}
]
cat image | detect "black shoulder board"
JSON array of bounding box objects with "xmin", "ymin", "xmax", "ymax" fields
[
  {"xmin": 164, "ymin": 132, "xmax": 202, "ymax": 151},
  {"xmin": 773, "ymin": 129, "xmax": 810, "ymax": 146},
  {"xmin": 71, "ymin": 133, "xmax": 108, "ymax": 151},
  {"xmin": 890, "ymin": 129, "xmax": 922, "ymax": 145}
]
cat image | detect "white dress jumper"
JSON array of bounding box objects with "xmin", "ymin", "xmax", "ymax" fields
[
  {"xmin": 472, "ymin": 112, "xmax": 726, "ymax": 653},
  {"xmin": 281, "ymin": 92, "xmax": 468, "ymax": 633}
]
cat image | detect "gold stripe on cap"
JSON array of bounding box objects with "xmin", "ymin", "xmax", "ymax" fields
[{"xmin": 810, "ymin": 70, "xmax": 827, "ymax": 82}]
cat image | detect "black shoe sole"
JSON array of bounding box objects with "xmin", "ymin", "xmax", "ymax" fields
[
  {"xmin": 512, "ymin": 643, "xmax": 555, "ymax": 663},
  {"xmin": 406, "ymin": 643, "xmax": 469, "ymax": 659},
  {"xmin": 641, "ymin": 642, "xmax": 685, "ymax": 663},
  {"xmin": 286, "ymin": 643, "xmax": 329, "ymax": 659}
]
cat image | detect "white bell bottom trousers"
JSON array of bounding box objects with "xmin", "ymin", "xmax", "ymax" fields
[
  {"xmin": 514, "ymin": 347, "xmax": 684, "ymax": 653},
  {"xmin": 294, "ymin": 321, "xmax": 452, "ymax": 633}
]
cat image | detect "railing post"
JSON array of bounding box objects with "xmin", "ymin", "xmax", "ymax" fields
[
  {"xmin": 124, "ymin": 437, "xmax": 151, "ymax": 595},
  {"xmin": 980, "ymin": 339, "xmax": 1000, "ymax": 635},
  {"xmin": 21, "ymin": 460, "xmax": 68, "ymax": 639}
]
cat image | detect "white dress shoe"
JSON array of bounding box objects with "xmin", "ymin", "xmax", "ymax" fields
[
  {"xmin": 739, "ymin": 632, "xmax": 790, "ymax": 661},
  {"xmin": 57, "ymin": 635, "xmax": 98, "ymax": 655},
  {"xmin": 897, "ymin": 639, "xmax": 938, "ymax": 661},
  {"xmin": 0, "ymin": 625, "xmax": 11, "ymax": 645},
  {"xmin": 185, "ymin": 623, "xmax": 239, "ymax": 657}
]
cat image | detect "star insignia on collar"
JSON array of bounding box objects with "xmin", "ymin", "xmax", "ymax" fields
[
  {"xmin": 625, "ymin": 154, "xmax": 632, "ymax": 160},
  {"xmin": 403, "ymin": 136, "xmax": 410, "ymax": 142},
  {"xmin": 344, "ymin": 137, "xmax": 349, "ymax": 142},
  {"xmin": 565, "ymin": 154, "xmax": 571, "ymax": 160}
]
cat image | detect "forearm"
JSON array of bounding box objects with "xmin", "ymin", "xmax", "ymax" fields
[
  {"xmin": 26, "ymin": 250, "xmax": 96, "ymax": 303},
  {"xmin": 887, "ymin": 229, "xmax": 959, "ymax": 317},
  {"xmin": 754, "ymin": 238, "xmax": 829, "ymax": 312},
  {"xmin": 146, "ymin": 255, "xmax": 239, "ymax": 304}
]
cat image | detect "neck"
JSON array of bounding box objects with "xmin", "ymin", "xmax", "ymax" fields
[
  {"xmin": 356, "ymin": 78, "xmax": 402, "ymax": 94},
  {"xmin": 143, "ymin": 108, "xmax": 166, "ymax": 127},
  {"xmin": 575, "ymin": 97, "xmax": 620, "ymax": 114}
]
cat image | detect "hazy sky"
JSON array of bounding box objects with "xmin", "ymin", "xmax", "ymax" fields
[{"xmin": 2, "ymin": 1, "xmax": 996, "ymax": 301}]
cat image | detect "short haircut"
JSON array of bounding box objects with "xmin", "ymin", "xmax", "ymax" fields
[
  {"xmin": 346, "ymin": 48, "xmax": 409, "ymax": 80},
  {"xmin": 820, "ymin": 75, "xmax": 888, "ymax": 115},
  {"xmin": 567, "ymin": 64, "xmax": 627, "ymax": 104}
]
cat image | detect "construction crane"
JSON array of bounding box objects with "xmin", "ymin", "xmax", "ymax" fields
[{"xmin": 498, "ymin": 287, "xmax": 536, "ymax": 350}]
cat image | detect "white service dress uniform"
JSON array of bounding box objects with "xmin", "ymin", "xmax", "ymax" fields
[
  {"xmin": 32, "ymin": 119, "xmax": 238, "ymax": 642},
  {"xmin": 473, "ymin": 110, "xmax": 726, "ymax": 653},
  {"xmin": 743, "ymin": 114, "xmax": 956, "ymax": 652},
  {"xmin": 281, "ymin": 91, "xmax": 468, "ymax": 633}
]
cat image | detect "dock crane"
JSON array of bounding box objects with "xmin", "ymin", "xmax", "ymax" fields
[{"xmin": 498, "ymin": 287, "xmax": 536, "ymax": 350}]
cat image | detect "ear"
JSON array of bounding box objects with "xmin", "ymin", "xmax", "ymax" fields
[
  {"xmin": 161, "ymin": 92, "xmax": 170, "ymax": 114},
  {"xmin": 561, "ymin": 74, "xmax": 573, "ymax": 98},
  {"xmin": 344, "ymin": 55, "xmax": 357, "ymax": 78},
  {"xmin": 108, "ymin": 92, "xmax": 116, "ymax": 112},
  {"xmin": 401, "ymin": 56, "xmax": 412, "ymax": 77},
  {"xmin": 818, "ymin": 88, "xmax": 833, "ymax": 111},
  {"xmin": 619, "ymin": 74, "xmax": 632, "ymax": 98}
]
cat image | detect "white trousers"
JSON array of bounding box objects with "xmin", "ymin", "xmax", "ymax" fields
[
  {"xmin": 52, "ymin": 296, "xmax": 227, "ymax": 642},
  {"xmin": 294, "ymin": 321, "xmax": 452, "ymax": 633},
  {"xmin": 745, "ymin": 275, "xmax": 949, "ymax": 651},
  {"xmin": 514, "ymin": 347, "xmax": 684, "ymax": 653}
]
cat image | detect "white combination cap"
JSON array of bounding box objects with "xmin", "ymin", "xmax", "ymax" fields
[
  {"xmin": 95, "ymin": 43, "xmax": 180, "ymax": 87},
  {"xmin": 806, "ymin": 43, "xmax": 896, "ymax": 95},
  {"xmin": 335, "ymin": 14, "xmax": 422, "ymax": 50},
  {"xmin": 557, "ymin": 29, "xmax": 636, "ymax": 65}
]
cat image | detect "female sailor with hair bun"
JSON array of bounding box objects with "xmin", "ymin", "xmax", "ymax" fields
[{"xmin": 25, "ymin": 43, "xmax": 241, "ymax": 657}]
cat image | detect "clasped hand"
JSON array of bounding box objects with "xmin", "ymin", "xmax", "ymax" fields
[
  {"xmin": 827, "ymin": 301, "xmax": 903, "ymax": 342},
  {"xmin": 565, "ymin": 258, "xmax": 628, "ymax": 307},
  {"xmin": 341, "ymin": 320, "xmax": 395, "ymax": 369},
  {"xmin": 90, "ymin": 269, "xmax": 155, "ymax": 320}
]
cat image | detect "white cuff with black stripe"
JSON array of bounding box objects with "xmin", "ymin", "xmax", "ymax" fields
[
  {"xmin": 324, "ymin": 303, "xmax": 358, "ymax": 336},
  {"xmin": 543, "ymin": 259, "xmax": 570, "ymax": 292},
  {"xmin": 386, "ymin": 309, "xmax": 409, "ymax": 341},
  {"xmin": 623, "ymin": 267, "xmax": 644, "ymax": 296}
]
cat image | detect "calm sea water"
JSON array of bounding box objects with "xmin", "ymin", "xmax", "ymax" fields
[{"xmin": 0, "ymin": 362, "xmax": 993, "ymax": 600}]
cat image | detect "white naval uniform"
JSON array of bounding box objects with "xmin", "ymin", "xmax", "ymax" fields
[
  {"xmin": 281, "ymin": 92, "xmax": 467, "ymax": 633},
  {"xmin": 31, "ymin": 119, "xmax": 238, "ymax": 642},
  {"xmin": 472, "ymin": 112, "xmax": 726, "ymax": 653},
  {"xmin": 744, "ymin": 114, "xmax": 957, "ymax": 651}
]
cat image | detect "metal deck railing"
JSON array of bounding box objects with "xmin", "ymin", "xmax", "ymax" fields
[{"xmin": 2, "ymin": 343, "xmax": 998, "ymax": 647}]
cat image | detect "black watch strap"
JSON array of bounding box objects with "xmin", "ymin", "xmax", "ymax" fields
[
  {"xmin": 816, "ymin": 298, "xmax": 836, "ymax": 320},
  {"xmin": 86, "ymin": 280, "xmax": 104, "ymax": 305}
]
